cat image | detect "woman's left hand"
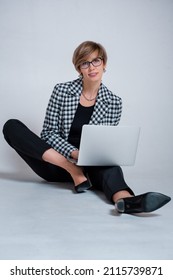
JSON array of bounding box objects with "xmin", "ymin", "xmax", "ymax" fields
[{"xmin": 71, "ymin": 150, "xmax": 79, "ymax": 160}]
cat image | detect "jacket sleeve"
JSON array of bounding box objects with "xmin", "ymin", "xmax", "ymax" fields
[{"xmin": 40, "ymin": 85, "xmax": 77, "ymax": 159}]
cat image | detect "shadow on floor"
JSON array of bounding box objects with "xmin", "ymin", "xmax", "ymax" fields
[
  {"xmin": 109, "ymin": 208, "xmax": 160, "ymax": 217},
  {"xmin": 0, "ymin": 171, "xmax": 112, "ymax": 204},
  {"xmin": 0, "ymin": 171, "xmax": 41, "ymax": 182}
]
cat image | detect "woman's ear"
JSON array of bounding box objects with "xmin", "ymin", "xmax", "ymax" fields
[{"xmin": 78, "ymin": 73, "xmax": 83, "ymax": 78}]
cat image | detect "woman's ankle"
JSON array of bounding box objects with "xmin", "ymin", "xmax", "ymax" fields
[
  {"xmin": 70, "ymin": 167, "xmax": 87, "ymax": 186},
  {"xmin": 112, "ymin": 190, "xmax": 133, "ymax": 203}
]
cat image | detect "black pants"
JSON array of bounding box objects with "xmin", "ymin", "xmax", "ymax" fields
[{"xmin": 2, "ymin": 119, "xmax": 134, "ymax": 203}]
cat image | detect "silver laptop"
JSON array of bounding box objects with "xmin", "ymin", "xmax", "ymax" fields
[{"xmin": 75, "ymin": 125, "xmax": 140, "ymax": 166}]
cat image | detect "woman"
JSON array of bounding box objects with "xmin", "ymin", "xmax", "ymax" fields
[{"xmin": 3, "ymin": 41, "xmax": 171, "ymax": 214}]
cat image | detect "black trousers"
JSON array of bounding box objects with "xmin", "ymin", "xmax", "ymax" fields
[{"xmin": 2, "ymin": 119, "xmax": 134, "ymax": 203}]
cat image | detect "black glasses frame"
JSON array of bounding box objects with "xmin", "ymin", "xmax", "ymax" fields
[{"xmin": 80, "ymin": 57, "xmax": 103, "ymax": 69}]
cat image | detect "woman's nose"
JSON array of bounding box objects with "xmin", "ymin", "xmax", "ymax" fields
[{"xmin": 88, "ymin": 63, "xmax": 95, "ymax": 70}]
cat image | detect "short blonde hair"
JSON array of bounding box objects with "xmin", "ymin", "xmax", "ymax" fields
[{"xmin": 72, "ymin": 41, "xmax": 107, "ymax": 72}]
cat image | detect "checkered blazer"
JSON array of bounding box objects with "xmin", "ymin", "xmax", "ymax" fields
[{"xmin": 41, "ymin": 78, "xmax": 122, "ymax": 159}]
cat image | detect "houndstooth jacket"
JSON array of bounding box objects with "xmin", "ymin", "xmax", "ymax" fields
[{"xmin": 40, "ymin": 78, "xmax": 122, "ymax": 159}]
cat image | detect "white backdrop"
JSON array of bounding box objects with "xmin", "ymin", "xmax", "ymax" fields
[{"xmin": 0, "ymin": 0, "xmax": 173, "ymax": 180}]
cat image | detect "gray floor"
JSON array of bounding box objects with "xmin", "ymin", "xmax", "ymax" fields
[{"xmin": 0, "ymin": 170, "xmax": 172, "ymax": 260}]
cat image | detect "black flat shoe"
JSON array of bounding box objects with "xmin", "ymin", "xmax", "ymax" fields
[
  {"xmin": 75, "ymin": 180, "xmax": 92, "ymax": 193},
  {"xmin": 116, "ymin": 192, "xmax": 171, "ymax": 214}
]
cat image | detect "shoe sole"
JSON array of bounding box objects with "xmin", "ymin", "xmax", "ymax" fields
[
  {"xmin": 117, "ymin": 192, "xmax": 171, "ymax": 213},
  {"xmin": 142, "ymin": 192, "xmax": 171, "ymax": 212}
]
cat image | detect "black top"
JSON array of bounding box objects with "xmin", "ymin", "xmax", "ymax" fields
[{"xmin": 68, "ymin": 103, "xmax": 94, "ymax": 149}]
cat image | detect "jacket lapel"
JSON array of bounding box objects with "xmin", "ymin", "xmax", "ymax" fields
[{"xmin": 90, "ymin": 83, "xmax": 111, "ymax": 125}]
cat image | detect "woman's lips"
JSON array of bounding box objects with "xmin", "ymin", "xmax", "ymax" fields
[{"xmin": 88, "ymin": 72, "xmax": 98, "ymax": 77}]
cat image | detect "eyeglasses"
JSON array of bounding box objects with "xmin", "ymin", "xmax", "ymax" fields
[{"xmin": 80, "ymin": 57, "xmax": 103, "ymax": 69}]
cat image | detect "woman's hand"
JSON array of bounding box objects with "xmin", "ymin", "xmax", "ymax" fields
[{"xmin": 71, "ymin": 150, "xmax": 79, "ymax": 160}]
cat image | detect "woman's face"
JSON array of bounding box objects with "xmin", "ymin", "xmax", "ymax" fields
[{"xmin": 79, "ymin": 50, "xmax": 106, "ymax": 84}]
